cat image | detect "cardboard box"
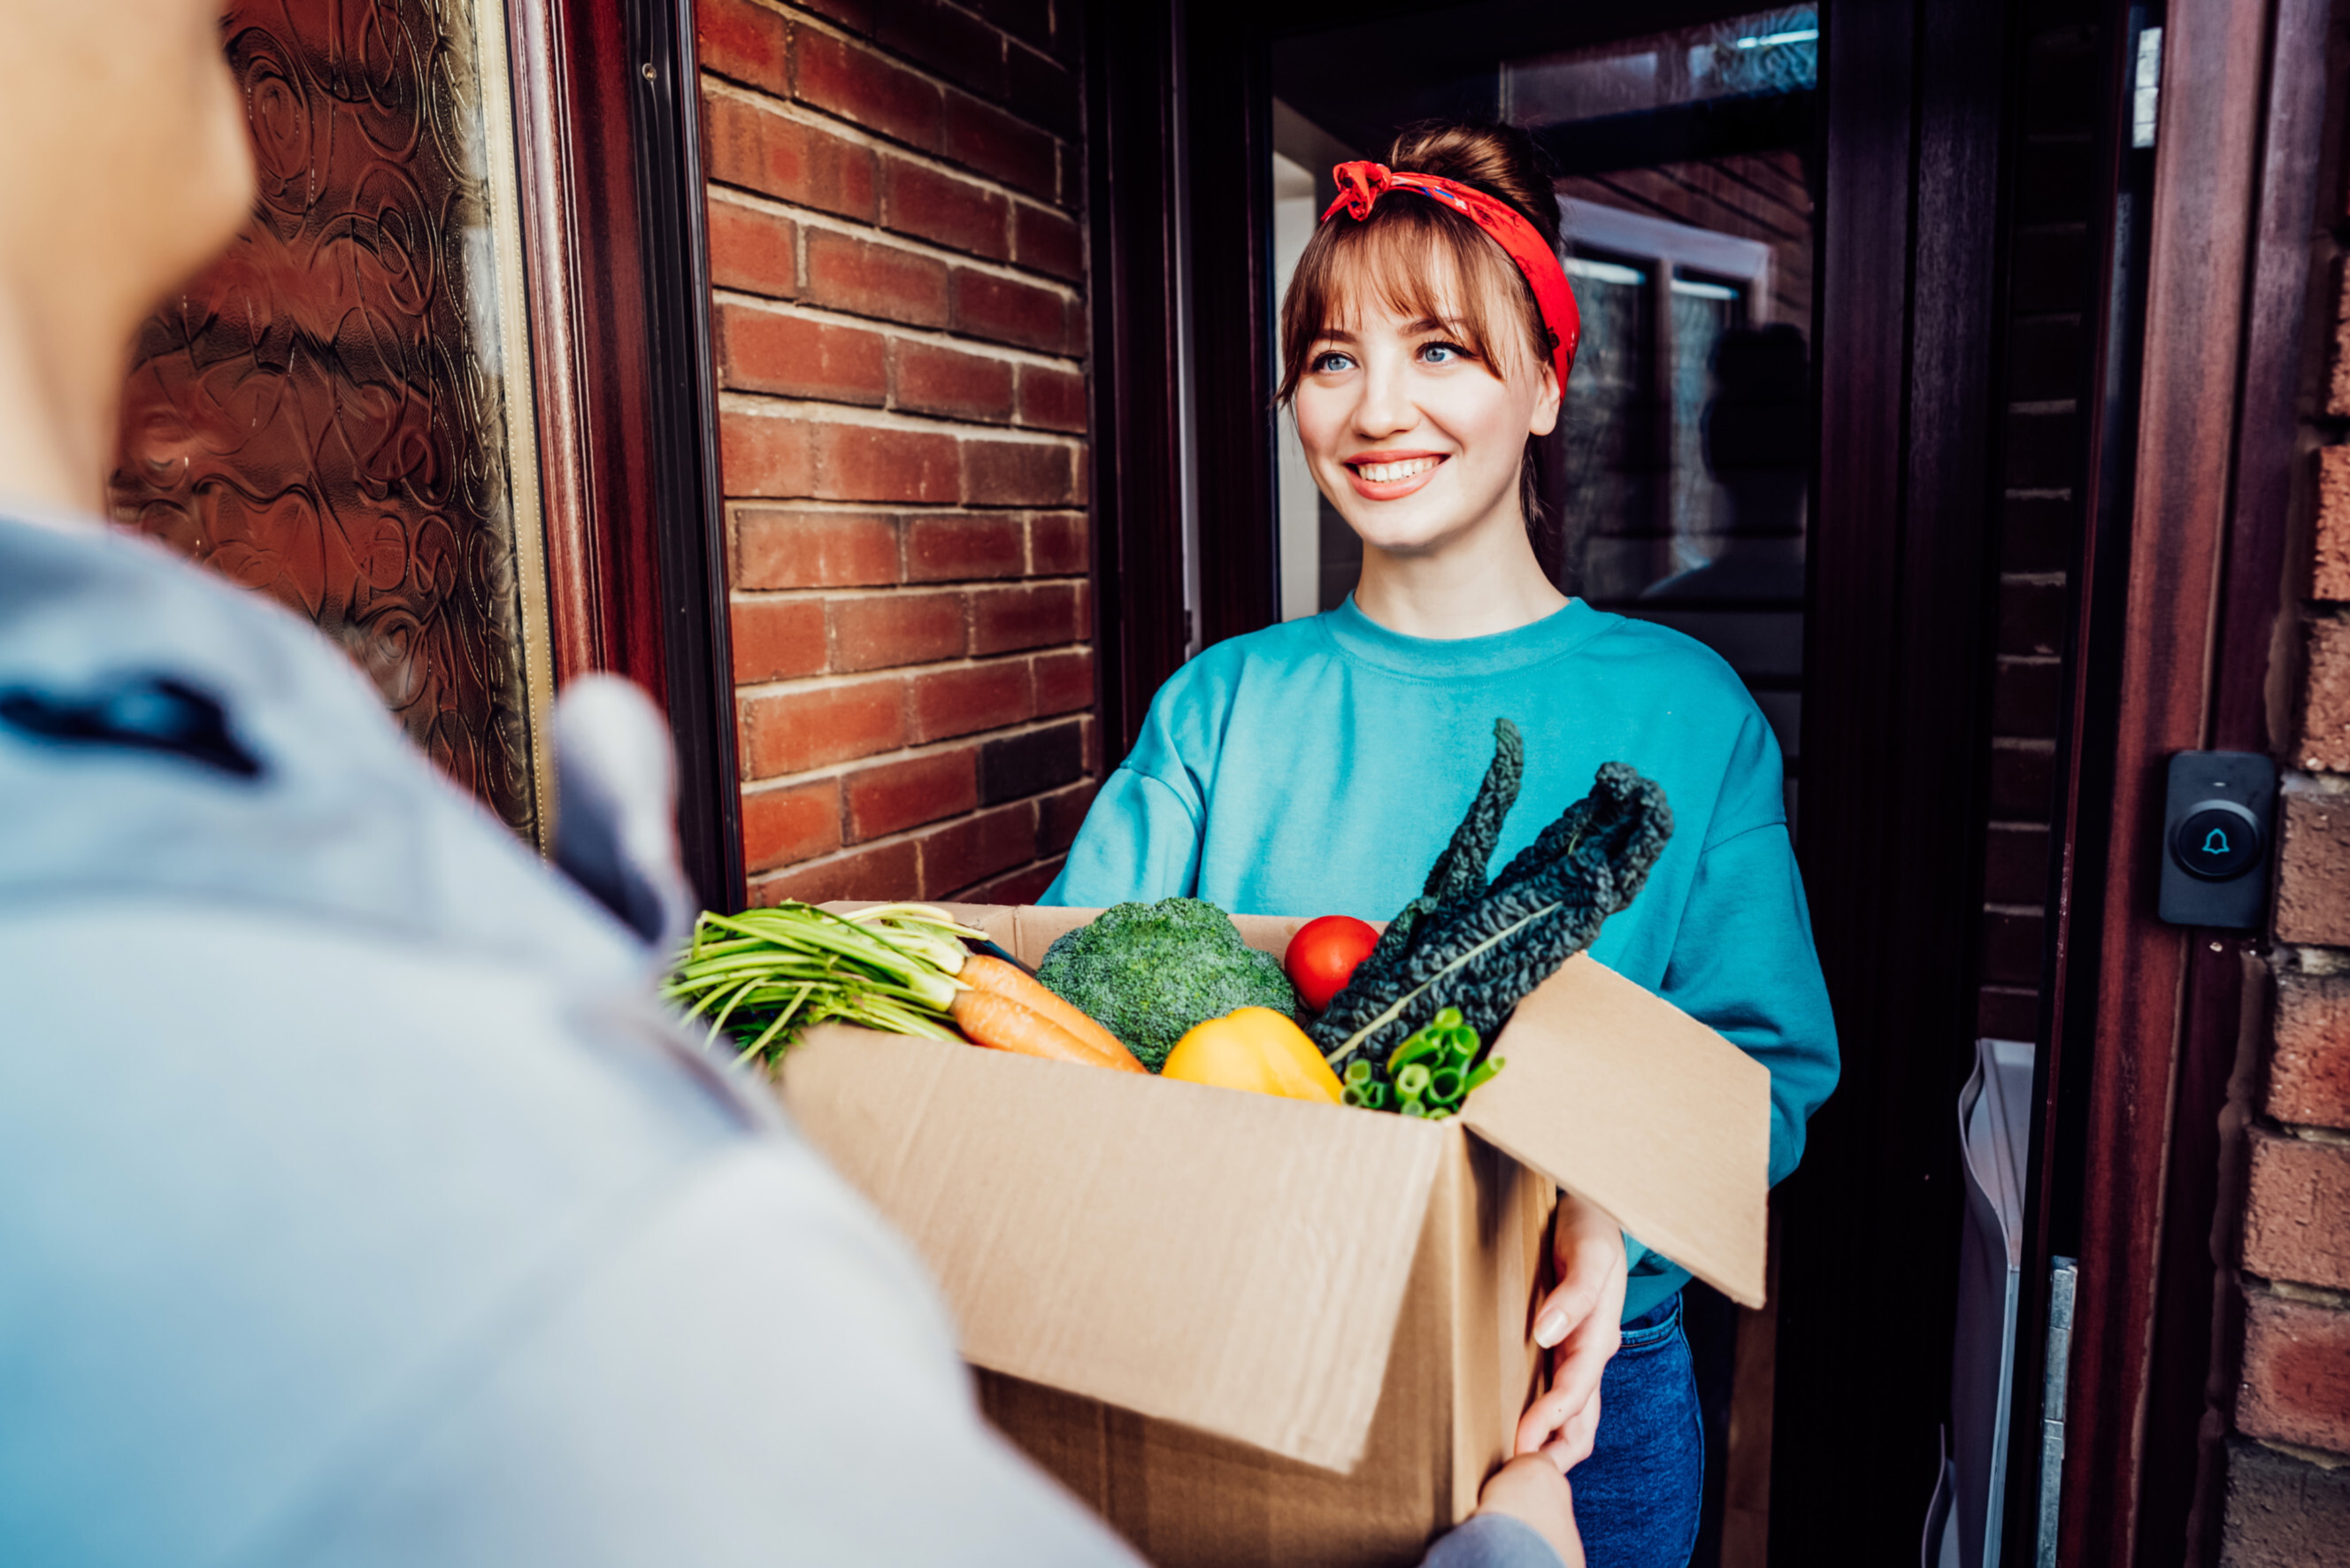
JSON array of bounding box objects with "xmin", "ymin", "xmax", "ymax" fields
[{"xmin": 779, "ymin": 904, "xmax": 1770, "ymax": 1566}]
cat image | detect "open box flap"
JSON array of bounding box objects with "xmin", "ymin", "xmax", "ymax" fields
[
  {"xmin": 781, "ymin": 1025, "xmax": 1448, "ymax": 1472},
  {"xmin": 1457, "ymin": 953, "xmax": 1770, "ymax": 1306}
]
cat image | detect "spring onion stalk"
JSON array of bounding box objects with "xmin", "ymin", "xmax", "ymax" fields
[
  {"xmin": 663, "ymin": 901, "xmax": 992, "ymax": 1068},
  {"xmin": 1341, "ymin": 1007, "xmax": 1503, "ymax": 1118}
]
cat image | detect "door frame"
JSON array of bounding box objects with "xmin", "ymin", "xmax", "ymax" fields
[
  {"xmin": 505, "ymin": 0, "xmax": 744, "ymax": 910},
  {"xmin": 2010, "ymin": 0, "xmax": 2331, "ymax": 1559}
]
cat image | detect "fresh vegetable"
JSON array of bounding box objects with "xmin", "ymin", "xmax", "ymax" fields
[
  {"xmin": 1283, "ymin": 915, "xmax": 1381, "ymax": 1011},
  {"xmin": 664, "ymin": 902, "xmax": 988, "ymax": 1066},
  {"xmin": 958, "ymin": 952, "xmax": 1144, "ymax": 1069},
  {"xmin": 1034, "ymin": 897, "xmax": 1301, "ymax": 1072},
  {"xmin": 1161, "ymin": 1007, "xmax": 1343, "ymax": 1103},
  {"xmin": 1309, "ymin": 723, "xmax": 1672, "ymax": 1088},
  {"xmin": 1339, "ymin": 1008, "xmax": 1503, "ymax": 1117},
  {"xmin": 952, "ymin": 988, "xmax": 1144, "ymax": 1072}
]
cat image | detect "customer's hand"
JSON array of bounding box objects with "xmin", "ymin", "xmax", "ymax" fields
[
  {"xmin": 1511, "ymin": 1190, "xmax": 1626, "ymax": 1469},
  {"xmin": 1474, "ymin": 1455, "xmax": 1585, "ymax": 1568}
]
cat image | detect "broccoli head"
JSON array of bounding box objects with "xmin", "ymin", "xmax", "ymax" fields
[{"xmin": 1034, "ymin": 898, "xmax": 1301, "ymax": 1072}]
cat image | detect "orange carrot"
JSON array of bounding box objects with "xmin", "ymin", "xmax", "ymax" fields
[
  {"xmin": 957, "ymin": 953, "xmax": 1145, "ymax": 1072},
  {"xmin": 950, "ymin": 989, "xmax": 1144, "ymax": 1072}
]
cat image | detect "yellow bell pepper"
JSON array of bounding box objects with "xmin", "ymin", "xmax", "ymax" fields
[{"xmin": 1161, "ymin": 1007, "xmax": 1343, "ymax": 1103}]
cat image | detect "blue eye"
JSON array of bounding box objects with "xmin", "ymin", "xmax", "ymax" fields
[
  {"xmin": 1420, "ymin": 342, "xmax": 1466, "ymax": 365},
  {"xmin": 1311, "ymin": 350, "xmax": 1356, "ymax": 373}
]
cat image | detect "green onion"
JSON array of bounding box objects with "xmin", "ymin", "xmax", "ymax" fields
[
  {"xmin": 663, "ymin": 902, "xmax": 987, "ymax": 1069},
  {"xmin": 1352, "ymin": 1012, "xmax": 1505, "ymax": 1118}
]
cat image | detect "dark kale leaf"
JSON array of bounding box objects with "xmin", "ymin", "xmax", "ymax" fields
[{"xmin": 1309, "ymin": 755, "xmax": 1672, "ymax": 1078}]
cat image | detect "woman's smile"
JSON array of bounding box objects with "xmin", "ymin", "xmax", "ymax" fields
[{"xmin": 1345, "ymin": 450, "xmax": 1449, "ymax": 499}]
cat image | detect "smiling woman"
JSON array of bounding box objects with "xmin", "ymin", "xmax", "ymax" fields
[
  {"xmin": 1042, "ymin": 115, "xmax": 1838, "ymax": 1568},
  {"xmin": 1278, "ymin": 131, "xmax": 1568, "ymax": 638},
  {"xmin": 1278, "ymin": 128, "xmax": 1567, "ymax": 598}
]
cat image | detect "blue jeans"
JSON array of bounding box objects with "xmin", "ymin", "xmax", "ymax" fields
[{"xmin": 1570, "ymin": 1294, "xmax": 1703, "ymax": 1568}]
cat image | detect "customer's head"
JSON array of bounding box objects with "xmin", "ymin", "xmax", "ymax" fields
[{"xmin": 0, "ymin": 0, "xmax": 252, "ymax": 508}]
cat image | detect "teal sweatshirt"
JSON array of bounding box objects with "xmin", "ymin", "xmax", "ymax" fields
[{"xmin": 1042, "ymin": 596, "xmax": 1839, "ymax": 1321}]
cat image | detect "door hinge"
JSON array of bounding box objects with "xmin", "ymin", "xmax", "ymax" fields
[
  {"xmin": 2034, "ymin": 1256, "xmax": 2079, "ymax": 1567},
  {"xmin": 2131, "ymin": 27, "xmax": 2163, "ymax": 149}
]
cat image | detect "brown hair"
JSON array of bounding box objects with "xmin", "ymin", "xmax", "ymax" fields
[{"xmin": 1276, "ymin": 120, "xmax": 1563, "ymax": 525}]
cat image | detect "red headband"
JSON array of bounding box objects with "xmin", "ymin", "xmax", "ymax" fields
[{"xmin": 1321, "ymin": 161, "xmax": 1578, "ymax": 391}]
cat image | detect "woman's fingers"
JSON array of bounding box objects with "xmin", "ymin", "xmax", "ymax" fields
[
  {"xmin": 1541, "ymin": 1389, "xmax": 1601, "ymax": 1474},
  {"xmin": 1535, "ymin": 1191, "xmax": 1627, "ymax": 1347},
  {"xmin": 1517, "ymin": 1191, "xmax": 1632, "ymax": 1458},
  {"xmin": 1547, "ymin": 1315, "xmax": 1622, "ymax": 1432},
  {"xmin": 1511, "ymin": 1309, "xmax": 1621, "ymax": 1457}
]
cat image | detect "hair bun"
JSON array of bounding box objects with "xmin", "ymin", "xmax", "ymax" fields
[{"xmin": 1386, "ymin": 120, "xmax": 1561, "ymax": 254}]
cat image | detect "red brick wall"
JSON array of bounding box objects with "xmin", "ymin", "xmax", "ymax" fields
[
  {"xmin": 2211, "ymin": 20, "xmax": 2350, "ymax": 1550},
  {"xmin": 695, "ymin": 0, "xmax": 1097, "ymax": 907}
]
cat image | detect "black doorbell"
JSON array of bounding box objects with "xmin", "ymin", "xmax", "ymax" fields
[{"xmin": 2158, "ymin": 751, "xmax": 2277, "ymax": 928}]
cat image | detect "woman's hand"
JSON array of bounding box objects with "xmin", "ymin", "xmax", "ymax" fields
[{"xmin": 1512, "ymin": 1190, "xmax": 1627, "ymax": 1470}]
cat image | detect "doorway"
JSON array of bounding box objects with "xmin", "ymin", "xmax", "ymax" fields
[{"xmin": 1091, "ymin": 0, "xmax": 2016, "ymax": 1559}]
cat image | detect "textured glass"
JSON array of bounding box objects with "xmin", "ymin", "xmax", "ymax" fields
[
  {"xmin": 1556, "ymin": 256, "xmax": 1658, "ymax": 604},
  {"xmin": 1666, "ymin": 279, "xmax": 1745, "ymax": 573},
  {"xmin": 1503, "ymin": 7, "xmax": 1817, "ymax": 125},
  {"xmin": 111, "ymin": 0, "xmax": 541, "ymax": 838}
]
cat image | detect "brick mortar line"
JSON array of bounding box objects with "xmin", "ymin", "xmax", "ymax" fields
[
  {"xmin": 731, "ymin": 0, "xmax": 1067, "ymax": 124},
  {"xmin": 749, "ymin": 796, "xmax": 1094, "ymax": 872},
  {"xmin": 732, "ymin": 580, "xmax": 1092, "ymax": 602},
  {"xmin": 713, "ymin": 287, "xmax": 1082, "ymax": 369},
  {"xmin": 718, "ymin": 388, "xmax": 1086, "ymax": 443},
  {"xmin": 2275, "ymin": 1119, "xmax": 2350, "ymax": 1148},
  {"xmin": 2254, "ymin": 1274, "xmax": 2350, "ymax": 1311},
  {"xmin": 1990, "ymin": 736, "xmax": 2056, "ymax": 750},
  {"xmin": 741, "ymin": 715, "xmax": 1100, "ymax": 792},
  {"xmin": 1996, "ymin": 653, "xmax": 2062, "ymax": 666},
  {"xmin": 749, "ymin": 851, "xmax": 1076, "ymax": 902},
  {"xmin": 702, "ymin": 75, "xmax": 1074, "ymax": 241},
  {"xmin": 706, "ymin": 183, "xmax": 1084, "ymax": 304},
  {"xmin": 733, "ymin": 641, "xmax": 1093, "ymax": 698},
  {"xmin": 1977, "ymin": 981, "xmax": 2038, "ymax": 995},
  {"xmin": 709, "ymin": 177, "xmax": 1071, "ymax": 267},
  {"xmin": 2005, "ymin": 487, "xmax": 2072, "ymax": 501},
  {"xmin": 2001, "ymin": 571, "xmax": 2069, "ymax": 586},
  {"xmin": 2009, "ymin": 399, "xmax": 2079, "ymax": 415},
  {"xmin": 725, "ymin": 498, "xmax": 1085, "ymax": 516},
  {"xmin": 2284, "ymin": 768, "xmax": 2350, "ymax": 794},
  {"xmin": 1983, "ymin": 901, "xmax": 2046, "ymax": 917},
  {"xmin": 2244, "ymin": 1435, "xmax": 2350, "ymax": 1472}
]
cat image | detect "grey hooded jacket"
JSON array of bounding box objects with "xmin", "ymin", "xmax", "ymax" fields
[{"xmin": 0, "ymin": 510, "xmax": 1138, "ymax": 1567}]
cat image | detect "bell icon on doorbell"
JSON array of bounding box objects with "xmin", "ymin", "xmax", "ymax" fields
[{"xmin": 2158, "ymin": 751, "xmax": 2276, "ymax": 928}]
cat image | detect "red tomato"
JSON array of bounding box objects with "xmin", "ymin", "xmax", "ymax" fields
[{"xmin": 1284, "ymin": 915, "xmax": 1381, "ymax": 1011}]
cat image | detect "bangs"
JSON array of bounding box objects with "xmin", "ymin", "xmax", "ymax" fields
[{"xmin": 1276, "ymin": 201, "xmax": 1547, "ymax": 404}]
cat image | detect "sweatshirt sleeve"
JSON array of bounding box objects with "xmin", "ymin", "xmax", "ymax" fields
[
  {"xmin": 1662, "ymin": 819, "xmax": 1839, "ymax": 1191},
  {"xmin": 1041, "ymin": 766, "xmax": 1205, "ymax": 906}
]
